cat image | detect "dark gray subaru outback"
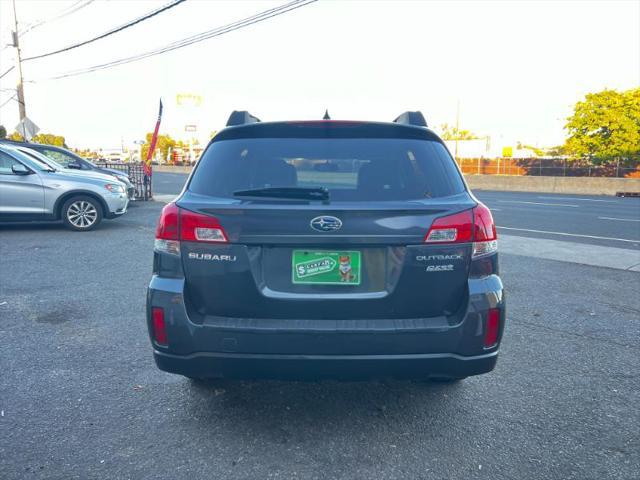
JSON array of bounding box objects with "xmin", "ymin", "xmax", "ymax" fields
[{"xmin": 147, "ymin": 111, "xmax": 505, "ymax": 381}]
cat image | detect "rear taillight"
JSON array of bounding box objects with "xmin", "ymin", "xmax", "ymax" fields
[
  {"xmin": 154, "ymin": 202, "xmax": 227, "ymax": 255},
  {"xmin": 425, "ymin": 210, "xmax": 473, "ymax": 243},
  {"xmin": 484, "ymin": 308, "xmax": 500, "ymax": 348},
  {"xmin": 152, "ymin": 307, "xmax": 168, "ymax": 346},
  {"xmin": 472, "ymin": 203, "xmax": 498, "ymax": 258},
  {"xmin": 473, "ymin": 202, "xmax": 497, "ymax": 241},
  {"xmin": 155, "ymin": 202, "xmax": 179, "ymax": 240},
  {"xmin": 424, "ymin": 203, "xmax": 497, "ymax": 258},
  {"xmin": 154, "ymin": 203, "xmax": 181, "ymax": 255},
  {"xmin": 180, "ymin": 209, "xmax": 228, "ymax": 243}
]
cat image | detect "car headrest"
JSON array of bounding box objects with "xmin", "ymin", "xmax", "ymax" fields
[
  {"xmin": 358, "ymin": 161, "xmax": 400, "ymax": 191},
  {"xmin": 252, "ymin": 158, "xmax": 297, "ymax": 188}
]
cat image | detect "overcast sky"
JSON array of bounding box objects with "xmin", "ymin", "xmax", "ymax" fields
[{"xmin": 0, "ymin": 0, "xmax": 638, "ymax": 150}]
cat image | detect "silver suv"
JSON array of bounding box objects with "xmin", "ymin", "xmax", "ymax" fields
[{"xmin": 0, "ymin": 145, "xmax": 129, "ymax": 231}]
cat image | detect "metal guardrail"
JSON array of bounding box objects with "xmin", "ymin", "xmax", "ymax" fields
[{"xmin": 94, "ymin": 162, "xmax": 152, "ymax": 200}]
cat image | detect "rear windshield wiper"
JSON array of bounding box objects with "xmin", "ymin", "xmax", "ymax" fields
[{"xmin": 233, "ymin": 187, "xmax": 329, "ymax": 201}]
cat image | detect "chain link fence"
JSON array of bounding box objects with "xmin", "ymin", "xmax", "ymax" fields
[{"xmin": 457, "ymin": 158, "xmax": 640, "ymax": 178}]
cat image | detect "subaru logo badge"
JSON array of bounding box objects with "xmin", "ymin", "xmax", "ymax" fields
[{"xmin": 310, "ymin": 215, "xmax": 342, "ymax": 232}]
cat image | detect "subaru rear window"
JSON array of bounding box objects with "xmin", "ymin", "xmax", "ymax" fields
[{"xmin": 189, "ymin": 137, "xmax": 466, "ymax": 201}]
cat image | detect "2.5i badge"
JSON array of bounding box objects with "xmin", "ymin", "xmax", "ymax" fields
[
  {"xmin": 292, "ymin": 251, "xmax": 361, "ymax": 285},
  {"xmin": 426, "ymin": 264, "xmax": 454, "ymax": 272}
]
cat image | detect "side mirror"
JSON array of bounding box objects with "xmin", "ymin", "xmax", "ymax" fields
[
  {"xmin": 12, "ymin": 163, "xmax": 32, "ymax": 175},
  {"xmin": 67, "ymin": 162, "xmax": 82, "ymax": 170}
]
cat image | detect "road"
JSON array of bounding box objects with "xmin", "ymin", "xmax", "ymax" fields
[
  {"xmin": 0, "ymin": 176, "xmax": 639, "ymax": 479},
  {"xmin": 152, "ymin": 172, "xmax": 190, "ymax": 195},
  {"xmin": 151, "ymin": 172, "xmax": 640, "ymax": 249}
]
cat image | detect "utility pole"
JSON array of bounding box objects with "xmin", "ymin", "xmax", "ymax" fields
[{"xmin": 12, "ymin": 0, "xmax": 26, "ymax": 121}]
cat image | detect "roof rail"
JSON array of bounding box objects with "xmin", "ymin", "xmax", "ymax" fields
[
  {"xmin": 393, "ymin": 111, "xmax": 427, "ymax": 127},
  {"xmin": 226, "ymin": 110, "xmax": 261, "ymax": 127}
]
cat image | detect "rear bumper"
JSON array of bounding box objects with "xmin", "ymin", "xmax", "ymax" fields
[
  {"xmin": 154, "ymin": 349, "xmax": 498, "ymax": 380},
  {"xmin": 147, "ymin": 274, "xmax": 505, "ymax": 379}
]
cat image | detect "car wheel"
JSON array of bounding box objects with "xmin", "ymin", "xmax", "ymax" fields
[{"xmin": 61, "ymin": 196, "xmax": 103, "ymax": 231}]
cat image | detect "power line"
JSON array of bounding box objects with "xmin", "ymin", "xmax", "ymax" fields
[
  {"xmin": 0, "ymin": 0, "xmax": 95, "ymax": 54},
  {"xmin": 0, "ymin": 94, "xmax": 17, "ymax": 109},
  {"xmin": 43, "ymin": 0, "xmax": 317, "ymax": 80},
  {"xmin": 48, "ymin": 0, "xmax": 316, "ymax": 79},
  {"xmin": 18, "ymin": 0, "xmax": 96, "ymax": 37},
  {"xmin": 0, "ymin": 66, "xmax": 15, "ymax": 80},
  {"xmin": 23, "ymin": 0, "xmax": 187, "ymax": 62}
]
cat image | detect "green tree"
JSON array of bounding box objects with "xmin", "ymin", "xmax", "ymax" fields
[
  {"xmin": 546, "ymin": 144, "xmax": 568, "ymax": 157},
  {"xmin": 564, "ymin": 88, "xmax": 640, "ymax": 163},
  {"xmin": 439, "ymin": 123, "xmax": 479, "ymax": 141},
  {"xmin": 8, "ymin": 131, "xmax": 24, "ymax": 141},
  {"xmin": 32, "ymin": 133, "xmax": 66, "ymax": 147},
  {"xmin": 6, "ymin": 131, "xmax": 67, "ymax": 147},
  {"xmin": 73, "ymin": 148, "xmax": 99, "ymax": 160},
  {"xmin": 516, "ymin": 142, "xmax": 544, "ymax": 157},
  {"xmin": 0, "ymin": 125, "xmax": 6, "ymax": 138},
  {"xmin": 141, "ymin": 133, "xmax": 176, "ymax": 162}
]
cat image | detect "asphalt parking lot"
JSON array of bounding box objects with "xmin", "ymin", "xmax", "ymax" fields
[{"xmin": 1, "ymin": 183, "xmax": 639, "ymax": 479}]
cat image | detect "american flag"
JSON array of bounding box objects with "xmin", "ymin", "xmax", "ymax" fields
[{"xmin": 144, "ymin": 99, "xmax": 163, "ymax": 176}]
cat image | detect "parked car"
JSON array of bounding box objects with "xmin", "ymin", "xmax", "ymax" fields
[
  {"xmin": 0, "ymin": 139, "xmax": 136, "ymax": 200},
  {"xmin": 146, "ymin": 110, "xmax": 505, "ymax": 382},
  {"xmin": 11, "ymin": 145, "xmax": 123, "ymax": 185},
  {"xmin": 0, "ymin": 144, "xmax": 128, "ymax": 231}
]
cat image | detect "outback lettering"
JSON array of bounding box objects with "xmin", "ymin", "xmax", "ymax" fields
[{"xmin": 416, "ymin": 254, "xmax": 463, "ymax": 261}]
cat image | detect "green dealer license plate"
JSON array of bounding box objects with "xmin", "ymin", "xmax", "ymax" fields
[{"xmin": 292, "ymin": 250, "xmax": 361, "ymax": 285}]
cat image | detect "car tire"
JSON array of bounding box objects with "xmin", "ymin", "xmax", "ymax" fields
[{"xmin": 61, "ymin": 196, "xmax": 103, "ymax": 231}]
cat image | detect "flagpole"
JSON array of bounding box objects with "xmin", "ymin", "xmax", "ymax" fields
[{"xmin": 144, "ymin": 98, "xmax": 163, "ymax": 200}]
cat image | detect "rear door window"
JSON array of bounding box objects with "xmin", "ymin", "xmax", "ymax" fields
[
  {"xmin": 189, "ymin": 138, "xmax": 465, "ymax": 201},
  {"xmin": 39, "ymin": 149, "xmax": 80, "ymax": 168}
]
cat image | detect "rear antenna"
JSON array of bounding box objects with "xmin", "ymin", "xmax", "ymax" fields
[{"xmin": 323, "ymin": 109, "xmax": 331, "ymax": 120}]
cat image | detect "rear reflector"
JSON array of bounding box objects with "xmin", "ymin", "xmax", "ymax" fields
[
  {"xmin": 154, "ymin": 203, "xmax": 228, "ymax": 255},
  {"xmin": 484, "ymin": 308, "xmax": 500, "ymax": 348},
  {"xmin": 152, "ymin": 307, "xmax": 168, "ymax": 346}
]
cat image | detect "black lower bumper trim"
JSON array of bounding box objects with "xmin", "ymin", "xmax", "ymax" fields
[{"xmin": 153, "ymin": 350, "xmax": 498, "ymax": 380}]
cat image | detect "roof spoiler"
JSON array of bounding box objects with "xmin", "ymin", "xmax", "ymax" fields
[
  {"xmin": 393, "ymin": 111, "xmax": 427, "ymax": 127},
  {"xmin": 226, "ymin": 110, "xmax": 261, "ymax": 127}
]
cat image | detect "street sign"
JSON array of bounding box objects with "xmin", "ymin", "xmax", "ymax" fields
[
  {"xmin": 15, "ymin": 117, "xmax": 39, "ymax": 141},
  {"xmin": 176, "ymin": 93, "xmax": 202, "ymax": 107},
  {"xmin": 184, "ymin": 125, "xmax": 197, "ymax": 132}
]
